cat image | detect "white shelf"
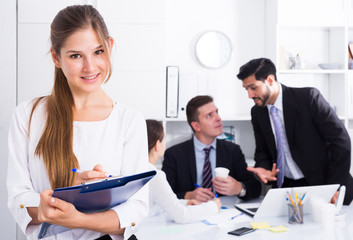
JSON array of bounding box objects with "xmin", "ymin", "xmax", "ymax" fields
[
  {"xmin": 277, "ymin": 25, "xmax": 346, "ymax": 30},
  {"xmin": 222, "ymin": 115, "xmax": 252, "ymax": 121},
  {"xmin": 268, "ymin": 0, "xmax": 352, "ymax": 128},
  {"xmin": 165, "ymin": 114, "xmax": 346, "ymax": 123},
  {"xmin": 164, "ymin": 115, "xmax": 251, "ymax": 122},
  {"xmin": 279, "ymin": 69, "xmax": 346, "ymax": 74},
  {"xmin": 165, "ymin": 117, "xmax": 187, "ymax": 122}
]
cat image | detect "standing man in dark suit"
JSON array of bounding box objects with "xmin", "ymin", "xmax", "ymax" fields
[
  {"xmin": 237, "ymin": 58, "xmax": 353, "ymax": 205},
  {"xmin": 162, "ymin": 95, "xmax": 261, "ymax": 203}
]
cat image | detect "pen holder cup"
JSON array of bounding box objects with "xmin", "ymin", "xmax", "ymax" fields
[{"xmin": 288, "ymin": 204, "xmax": 303, "ymax": 224}]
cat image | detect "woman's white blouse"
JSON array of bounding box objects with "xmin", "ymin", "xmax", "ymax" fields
[
  {"xmin": 148, "ymin": 164, "xmax": 218, "ymax": 224},
  {"xmin": 7, "ymin": 99, "xmax": 149, "ymax": 240}
]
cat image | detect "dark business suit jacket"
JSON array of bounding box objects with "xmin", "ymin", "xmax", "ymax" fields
[
  {"xmin": 162, "ymin": 138, "xmax": 261, "ymax": 201},
  {"xmin": 251, "ymin": 84, "xmax": 353, "ymax": 205}
]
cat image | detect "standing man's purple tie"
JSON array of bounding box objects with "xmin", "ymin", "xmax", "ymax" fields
[{"xmin": 270, "ymin": 106, "xmax": 285, "ymax": 188}]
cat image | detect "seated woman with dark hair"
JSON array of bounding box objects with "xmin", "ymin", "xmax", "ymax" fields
[{"xmin": 145, "ymin": 119, "xmax": 221, "ymax": 223}]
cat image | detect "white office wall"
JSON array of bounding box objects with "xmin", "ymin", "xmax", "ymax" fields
[
  {"xmin": 17, "ymin": 24, "xmax": 53, "ymax": 103},
  {"xmin": 163, "ymin": 0, "xmax": 264, "ymax": 158},
  {"xmin": 103, "ymin": 0, "xmax": 266, "ymax": 120},
  {"xmin": 18, "ymin": 0, "xmax": 84, "ymax": 23},
  {"xmin": 165, "ymin": 0, "xmax": 265, "ymax": 118},
  {"xmin": 0, "ymin": 0, "xmax": 17, "ymax": 239},
  {"xmin": 98, "ymin": 0, "xmax": 166, "ymax": 118},
  {"xmin": 17, "ymin": 0, "xmax": 86, "ymax": 104}
]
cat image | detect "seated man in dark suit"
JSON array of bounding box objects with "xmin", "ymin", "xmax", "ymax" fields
[{"xmin": 162, "ymin": 95, "xmax": 261, "ymax": 202}]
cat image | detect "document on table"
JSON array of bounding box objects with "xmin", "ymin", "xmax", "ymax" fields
[{"xmin": 202, "ymin": 208, "xmax": 251, "ymax": 225}]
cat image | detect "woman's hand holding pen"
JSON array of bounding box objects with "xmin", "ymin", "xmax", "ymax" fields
[
  {"xmin": 186, "ymin": 199, "xmax": 200, "ymax": 206},
  {"xmin": 73, "ymin": 164, "xmax": 111, "ymax": 186},
  {"xmin": 186, "ymin": 192, "xmax": 222, "ymax": 212},
  {"xmin": 212, "ymin": 198, "xmax": 222, "ymax": 212}
]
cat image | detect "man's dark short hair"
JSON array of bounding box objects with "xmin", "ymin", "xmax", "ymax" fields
[
  {"xmin": 186, "ymin": 95, "xmax": 213, "ymax": 132},
  {"xmin": 236, "ymin": 58, "xmax": 277, "ymax": 82}
]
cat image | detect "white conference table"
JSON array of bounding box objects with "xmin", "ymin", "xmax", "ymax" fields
[{"xmin": 135, "ymin": 196, "xmax": 353, "ymax": 240}]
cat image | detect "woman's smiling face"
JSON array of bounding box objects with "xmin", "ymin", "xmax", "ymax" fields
[{"xmin": 52, "ymin": 27, "xmax": 112, "ymax": 96}]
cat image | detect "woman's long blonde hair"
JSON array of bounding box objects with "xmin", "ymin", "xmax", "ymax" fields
[{"xmin": 29, "ymin": 5, "xmax": 112, "ymax": 189}]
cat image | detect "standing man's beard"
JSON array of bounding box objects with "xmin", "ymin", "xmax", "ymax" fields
[{"xmin": 253, "ymin": 85, "xmax": 270, "ymax": 107}]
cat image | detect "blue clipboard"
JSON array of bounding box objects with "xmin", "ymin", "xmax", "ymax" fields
[{"xmin": 38, "ymin": 170, "xmax": 156, "ymax": 239}]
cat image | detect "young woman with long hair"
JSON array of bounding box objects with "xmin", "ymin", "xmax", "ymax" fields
[{"xmin": 7, "ymin": 5, "xmax": 148, "ymax": 240}]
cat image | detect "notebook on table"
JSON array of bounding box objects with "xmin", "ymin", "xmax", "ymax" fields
[{"xmin": 234, "ymin": 184, "xmax": 339, "ymax": 219}]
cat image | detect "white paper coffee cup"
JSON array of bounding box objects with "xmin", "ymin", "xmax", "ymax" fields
[
  {"xmin": 319, "ymin": 203, "xmax": 336, "ymax": 230},
  {"xmin": 310, "ymin": 197, "xmax": 325, "ymax": 223},
  {"xmin": 214, "ymin": 167, "xmax": 229, "ymax": 178}
]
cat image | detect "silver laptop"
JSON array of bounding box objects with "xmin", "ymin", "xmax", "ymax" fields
[{"xmin": 234, "ymin": 184, "xmax": 339, "ymax": 219}]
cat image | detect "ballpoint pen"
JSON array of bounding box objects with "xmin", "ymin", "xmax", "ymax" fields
[
  {"xmin": 229, "ymin": 212, "xmax": 244, "ymax": 220},
  {"xmin": 71, "ymin": 168, "xmax": 112, "ymax": 177},
  {"xmin": 71, "ymin": 168, "xmax": 84, "ymax": 173}
]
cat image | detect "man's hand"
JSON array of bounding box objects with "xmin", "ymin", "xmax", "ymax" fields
[
  {"xmin": 330, "ymin": 191, "xmax": 339, "ymax": 204},
  {"xmin": 184, "ymin": 188, "xmax": 214, "ymax": 203},
  {"xmin": 247, "ymin": 163, "xmax": 279, "ymax": 184},
  {"xmin": 213, "ymin": 176, "xmax": 242, "ymax": 196}
]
